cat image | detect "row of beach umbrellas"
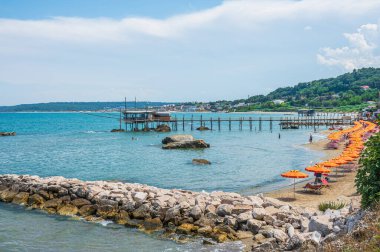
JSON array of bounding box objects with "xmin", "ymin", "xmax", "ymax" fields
[{"xmin": 281, "ymin": 120, "xmax": 378, "ymax": 198}]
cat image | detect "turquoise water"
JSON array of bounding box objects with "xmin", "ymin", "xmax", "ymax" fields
[{"xmin": 0, "ymin": 112, "xmax": 326, "ymax": 251}]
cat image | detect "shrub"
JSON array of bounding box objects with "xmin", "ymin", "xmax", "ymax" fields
[
  {"xmin": 356, "ymin": 127, "xmax": 380, "ymax": 208},
  {"xmin": 318, "ymin": 201, "xmax": 346, "ymax": 211}
]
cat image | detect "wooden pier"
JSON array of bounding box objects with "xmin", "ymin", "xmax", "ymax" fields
[{"xmin": 122, "ymin": 112, "xmax": 357, "ymax": 132}]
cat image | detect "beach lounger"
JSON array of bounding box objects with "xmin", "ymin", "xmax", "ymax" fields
[{"xmin": 303, "ymin": 183, "xmax": 325, "ymax": 194}]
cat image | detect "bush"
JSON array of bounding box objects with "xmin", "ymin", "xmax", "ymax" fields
[
  {"xmin": 318, "ymin": 201, "xmax": 346, "ymax": 211},
  {"xmin": 356, "ymin": 125, "xmax": 380, "ymax": 208}
]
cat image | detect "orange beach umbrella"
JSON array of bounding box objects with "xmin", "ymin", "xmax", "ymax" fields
[
  {"xmin": 281, "ymin": 170, "xmax": 309, "ymax": 199},
  {"xmin": 305, "ymin": 165, "xmax": 331, "ymax": 174}
]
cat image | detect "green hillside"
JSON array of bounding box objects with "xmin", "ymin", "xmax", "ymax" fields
[{"xmin": 234, "ymin": 67, "xmax": 380, "ymax": 112}]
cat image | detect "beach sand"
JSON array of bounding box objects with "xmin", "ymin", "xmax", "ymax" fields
[{"xmin": 265, "ymin": 136, "xmax": 360, "ymax": 209}]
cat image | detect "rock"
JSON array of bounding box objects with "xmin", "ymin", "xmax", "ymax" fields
[
  {"xmin": 132, "ymin": 192, "xmax": 148, "ymax": 203},
  {"xmin": 115, "ymin": 210, "xmax": 129, "ymax": 225},
  {"xmin": 286, "ymin": 234, "xmax": 305, "ymax": 250},
  {"xmin": 0, "ymin": 190, "xmax": 18, "ymax": 203},
  {"xmin": 263, "ymin": 197, "xmax": 288, "ymax": 208},
  {"xmin": 0, "ymin": 132, "xmax": 16, "ymax": 136},
  {"xmin": 111, "ymin": 129, "xmax": 126, "ymax": 132},
  {"xmin": 44, "ymin": 198, "xmax": 63, "ymax": 209},
  {"xmin": 252, "ymin": 207, "xmax": 266, "ymax": 220},
  {"xmin": 205, "ymin": 204, "xmax": 216, "ymax": 214},
  {"xmin": 162, "ymin": 135, "xmax": 194, "ymax": 144},
  {"xmin": 301, "ymin": 218, "xmax": 310, "ymax": 232},
  {"xmin": 132, "ymin": 204, "xmax": 151, "ymax": 219},
  {"xmin": 196, "ymin": 126, "xmax": 210, "ymax": 131},
  {"xmin": 247, "ymin": 219, "xmax": 264, "ymax": 234},
  {"xmin": 237, "ymin": 211, "xmax": 252, "ymax": 223},
  {"xmin": 189, "ymin": 205, "xmax": 202, "ymax": 220},
  {"xmin": 142, "ymin": 217, "xmax": 163, "ymax": 232},
  {"xmin": 263, "ymin": 215, "xmax": 276, "ymax": 225},
  {"xmin": 38, "ymin": 190, "xmax": 50, "ymax": 200},
  {"xmin": 79, "ymin": 205, "xmax": 97, "ymax": 216},
  {"xmin": 57, "ymin": 204, "xmax": 78, "ymax": 216},
  {"xmin": 333, "ymin": 225, "xmax": 341, "ymax": 233},
  {"xmin": 252, "ymin": 237, "xmax": 277, "ymax": 251},
  {"xmin": 211, "ymin": 232, "xmax": 228, "ymax": 243},
  {"xmin": 97, "ymin": 205, "xmax": 117, "ymax": 219},
  {"xmin": 273, "ymin": 228, "xmax": 288, "ymax": 243},
  {"xmin": 162, "ymin": 139, "xmax": 210, "ymax": 149},
  {"xmin": 236, "ymin": 231, "xmax": 254, "ymax": 240},
  {"xmin": 247, "ymin": 196, "xmax": 264, "ymax": 207},
  {"xmin": 309, "ymin": 215, "xmax": 333, "ymax": 236},
  {"xmin": 287, "ymin": 225, "xmax": 295, "ymax": 238},
  {"xmin": 198, "ymin": 226, "xmax": 213, "ymax": 236},
  {"xmin": 232, "ymin": 204, "xmax": 253, "ymax": 215},
  {"xmin": 155, "ymin": 124, "xmax": 171, "ymax": 132},
  {"xmin": 216, "ymin": 204, "xmax": 233, "ymax": 217},
  {"xmin": 192, "ymin": 159, "xmax": 211, "ymax": 165},
  {"xmin": 125, "ymin": 218, "xmax": 144, "ymax": 229},
  {"xmin": 165, "ymin": 206, "xmax": 181, "ymax": 223},
  {"xmin": 301, "ymin": 231, "xmax": 321, "ymax": 244},
  {"xmin": 203, "ymin": 239, "xmax": 217, "ymax": 245},
  {"xmin": 324, "ymin": 209, "xmax": 341, "ymax": 220},
  {"xmin": 28, "ymin": 194, "xmax": 45, "ymax": 207},
  {"xmin": 71, "ymin": 198, "xmax": 91, "ymax": 208},
  {"xmin": 322, "ymin": 232, "xmax": 337, "ymax": 243},
  {"xmin": 12, "ymin": 192, "xmax": 29, "ymax": 205},
  {"xmin": 177, "ymin": 223, "xmax": 196, "ymax": 235}
]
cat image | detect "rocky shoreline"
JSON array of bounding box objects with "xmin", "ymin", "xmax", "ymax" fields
[{"xmin": 0, "ymin": 174, "xmax": 362, "ymax": 250}]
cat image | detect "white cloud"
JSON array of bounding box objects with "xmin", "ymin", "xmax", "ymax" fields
[
  {"xmin": 0, "ymin": 0, "xmax": 379, "ymax": 44},
  {"xmin": 317, "ymin": 22, "xmax": 380, "ymax": 70}
]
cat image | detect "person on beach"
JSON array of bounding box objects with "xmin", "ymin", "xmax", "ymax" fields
[
  {"xmin": 278, "ymin": 133, "xmax": 281, "ymax": 139},
  {"xmin": 309, "ymin": 133, "xmax": 313, "ymax": 143}
]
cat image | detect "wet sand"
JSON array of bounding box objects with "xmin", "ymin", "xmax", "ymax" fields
[{"xmin": 265, "ymin": 136, "xmax": 360, "ymax": 209}]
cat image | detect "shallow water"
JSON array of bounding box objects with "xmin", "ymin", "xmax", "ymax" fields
[{"xmin": 0, "ymin": 112, "xmax": 326, "ymax": 251}]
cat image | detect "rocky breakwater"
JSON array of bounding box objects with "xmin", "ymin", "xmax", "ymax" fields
[
  {"xmin": 162, "ymin": 135, "xmax": 210, "ymax": 149},
  {"xmin": 0, "ymin": 174, "xmax": 357, "ymax": 249}
]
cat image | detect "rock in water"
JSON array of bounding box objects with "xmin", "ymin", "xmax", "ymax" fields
[
  {"xmin": 155, "ymin": 124, "xmax": 171, "ymax": 132},
  {"xmin": 0, "ymin": 132, "xmax": 16, "ymax": 136},
  {"xmin": 111, "ymin": 129, "xmax": 126, "ymax": 132},
  {"xmin": 162, "ymin": 135, "xmax": 194, "ymax": 144},
  {"xmin": 163, "ymin": 140, "xmax": 210, "ymax": 149},
  {"xmin": 196, "ymin": 126, "xmax": 210, "ymax": 131},
  {"xmin": 192, "ymin": 159, "xmax": 211, "ymax": 165}
]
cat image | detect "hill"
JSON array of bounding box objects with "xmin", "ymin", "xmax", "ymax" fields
[
  {"xmin": 0, "ymin": 101, "xmax": 175, "ymax": 112},
  {"xmin": 232, "ymin": 67, "xmax": 380, "ymax": 112}
]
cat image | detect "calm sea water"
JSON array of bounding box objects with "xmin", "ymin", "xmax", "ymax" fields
[{"xmin": 0, "ymin": 112, "xmax": 326, "ymax": 251}]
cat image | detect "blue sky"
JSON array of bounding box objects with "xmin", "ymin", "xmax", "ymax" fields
[{"xmin": 0, "ymin": 0, "xmax": 380, "ymax": 105}]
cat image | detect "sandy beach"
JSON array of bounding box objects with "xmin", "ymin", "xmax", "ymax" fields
[{"xmin": 265, "ymin": 135, "xmax": 360, "ymax": 210}]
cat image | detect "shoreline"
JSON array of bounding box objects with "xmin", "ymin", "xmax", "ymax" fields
[{"xmin": 264, "ymin": 132, "xmax": 360, "ymax": 210}]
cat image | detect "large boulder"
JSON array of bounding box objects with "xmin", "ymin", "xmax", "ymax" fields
[
  {"xmin": 163, "ymin": 140, "xmax": 210, "ymax": 149},
  {"xmin": 0, "ymin": 190, "xmax": 18, "ymax": 203},
  {"xmin": 57, "ymin": 204, "xmax": 78, "ymax": 216},
  {"xmin": 12, "ymin": 192, "xmax": 29, "ymax": 205},
  {"xmin": 162, "ymin": 135, "xmax": 194, "ymax": 144},
  {"xmin": 216, "ymin": 204, "xmax": 233, "ymax": 217},
  {"xmin": 252, "ymin": 208, "xmax": 266, "ymax": 220},
  {"xmin": 309, "ymin": 215, "xmax": 333, "ymax": 236}
]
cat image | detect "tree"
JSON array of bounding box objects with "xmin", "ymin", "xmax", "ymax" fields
[{"xmin": 356, "ymin": 122, "xmax": 380, "ymax": 208}]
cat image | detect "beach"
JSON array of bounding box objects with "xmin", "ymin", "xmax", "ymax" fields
[{"xmin": 265, "ymin": 135, "xmax": 360, "ymax": 210}]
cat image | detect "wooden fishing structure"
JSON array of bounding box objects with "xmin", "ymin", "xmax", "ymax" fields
[{"xmin": 121, "ymin": 110, "xmax": 357, "ymax": 132}]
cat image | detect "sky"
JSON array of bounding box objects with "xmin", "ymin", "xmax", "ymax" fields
[{"xmin": 0, "ymin": 0, "xmax": 380, "ymax": 105}]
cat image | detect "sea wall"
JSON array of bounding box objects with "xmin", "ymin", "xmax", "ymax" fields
[{"xmin": 0, "ymin": 174, "xmax": 359, "ymax": 250}]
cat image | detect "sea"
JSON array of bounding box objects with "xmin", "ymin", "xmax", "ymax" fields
[{"xmin": 0, "ymin": 112, "xmax": 327, "ymax": 251}]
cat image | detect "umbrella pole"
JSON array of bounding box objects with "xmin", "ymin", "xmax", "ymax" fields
[{"xmin": 293, "ymin": 178, "xmax": 296, "ymax": 199}]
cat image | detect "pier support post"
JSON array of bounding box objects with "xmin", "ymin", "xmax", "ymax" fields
[{"xmin": 218, "ymin": 117, "xmax": 221, "ymax": 131}]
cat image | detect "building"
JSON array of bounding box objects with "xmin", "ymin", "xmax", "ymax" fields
[{"xmin": 273, "ymin": 99, "xmax": 285, "ymax": 105}]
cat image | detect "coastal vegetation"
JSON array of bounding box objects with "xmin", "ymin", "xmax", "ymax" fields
[
  {"xmin": 318, "ymin": 201, "xmax": 346, "ymax": 212},
  {"xmin": 230, "ymin": 67, "xmax": 380, "ymax": 112},
  {"xmin": 356, "ymin": 121, "xmax": 380, "ymax": 208}
]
